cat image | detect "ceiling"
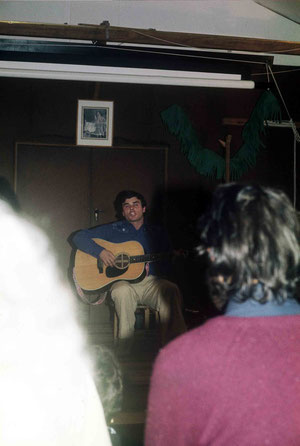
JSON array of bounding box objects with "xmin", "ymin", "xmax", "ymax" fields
[
  {"xmin": 254, "ymin": 0, "xmax": 300, "ymax": 24},
  {"xmin": 0, "ymin": 20, "xmax": 297, "ymax": 91}
]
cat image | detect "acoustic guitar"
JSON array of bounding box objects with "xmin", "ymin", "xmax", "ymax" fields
[{"xmin": 74, "ymin": 238, "xmax": 170, "ymax": 292}]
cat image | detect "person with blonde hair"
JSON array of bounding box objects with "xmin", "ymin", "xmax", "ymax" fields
[{"xmin": 0, "ymin": 201, "xmax": 111, "ymax": 446}]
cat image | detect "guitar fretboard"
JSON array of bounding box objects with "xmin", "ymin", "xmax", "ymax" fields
[{"xmin": 130, "ymin": 253, "xmax": 169, "ymax": 264}]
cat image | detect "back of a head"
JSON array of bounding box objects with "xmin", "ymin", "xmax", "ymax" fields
[
  {"xmin": 0, "ymin": 201, "xmax": 111, "ymax": 446},
  {"xmin": 90, "ymin": 344, "xmax": 123, "ymax": 421},
  {"xmin": 198, "ymin": 183, "xmax": 299, "ymax": 305}
]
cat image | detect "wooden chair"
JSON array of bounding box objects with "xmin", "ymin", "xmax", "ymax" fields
[{"xmin": 113, "ymin": 304, "xmax": 159, "ymax": 343}]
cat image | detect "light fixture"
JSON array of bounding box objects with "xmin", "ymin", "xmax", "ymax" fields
[
  {"xmin": 264, "ymin": 120, "xmax": 297, "ymax": 128},
  {"xmin": 0, "ymin": 60, "xmax": 255, "ymax": 89}
]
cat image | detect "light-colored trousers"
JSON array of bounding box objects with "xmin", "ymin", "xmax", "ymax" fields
[{"xmin": 110, "ymin": 275, "xmax": 187, "ymax": 346}]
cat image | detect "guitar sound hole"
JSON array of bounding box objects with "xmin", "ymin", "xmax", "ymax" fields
[
  {"xmin": 114, "ymin": 253, "xmax": 130, "ymax": 270},
  {"xmin": 106, "ymin": 253, "xmax": 130, "ymax": 278}
]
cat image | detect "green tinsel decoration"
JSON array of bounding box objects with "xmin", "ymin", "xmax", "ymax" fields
[{"xmin": 161, "ymin": 90, "xmax": 282, "ymax": 180}]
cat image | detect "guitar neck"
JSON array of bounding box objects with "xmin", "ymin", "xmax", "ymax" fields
[{"xmin": 130, "ymin": 252, "xmax": 169, "ymax": 264}]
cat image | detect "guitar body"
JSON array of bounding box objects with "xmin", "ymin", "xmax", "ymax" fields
[{"xmin": 74, "ymin": 239, "xmax": 146, "ymax": 291}]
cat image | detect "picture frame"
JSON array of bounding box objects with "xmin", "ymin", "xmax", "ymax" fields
[{"xmin": 76, "ymin": 100, "xmax": 114, "ymax": 146}]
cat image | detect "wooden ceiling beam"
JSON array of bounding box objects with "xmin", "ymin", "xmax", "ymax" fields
[{"xmin": 0, "ymin": 21, "xmax": 299, "ymax": 56}]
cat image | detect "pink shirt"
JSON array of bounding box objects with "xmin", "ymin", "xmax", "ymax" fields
[{"xmin": 146, "ymin": 315, "xmax": 300, "ymax": 446}]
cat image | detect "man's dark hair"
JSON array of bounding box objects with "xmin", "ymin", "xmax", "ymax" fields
[
  {"xmin": 114, "ymin": 190, "xmax": 147, "ymax": 220},
  {"xmin": 197, "ymin": 183, "xmax": 299, "ymax": 307}
]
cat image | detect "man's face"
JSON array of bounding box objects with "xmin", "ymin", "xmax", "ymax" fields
[{"xmin": 122, "ymin": 197, "xmax": 146, "ymax": 224}]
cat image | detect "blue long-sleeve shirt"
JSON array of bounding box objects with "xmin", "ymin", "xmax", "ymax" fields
[{"xmin": 71, "ymin": 219, "xmax": 172, "ymax": 278}]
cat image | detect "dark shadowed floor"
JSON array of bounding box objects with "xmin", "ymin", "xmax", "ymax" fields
[{"xmin": 106, "ymin": 305, "xmax": 216, "ymax": 446}]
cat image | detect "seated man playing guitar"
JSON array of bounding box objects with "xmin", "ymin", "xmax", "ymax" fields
[{"xmin": 71, "ymin": 190, "xmax": 186, "ymax": 352}]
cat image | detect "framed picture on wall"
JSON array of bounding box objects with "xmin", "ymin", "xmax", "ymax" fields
[{"xmin": 76, "ymin": 100, "xmax": 114, "ymax": 146}]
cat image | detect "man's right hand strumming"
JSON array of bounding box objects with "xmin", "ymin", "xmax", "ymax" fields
[{"xmin": 100, "ymin": 249, "xmax": 116, "ymax": 267}]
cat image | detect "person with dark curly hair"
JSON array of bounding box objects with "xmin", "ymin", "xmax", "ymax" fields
[
  {"xmin": 71, "ymin": 190, "xmax": 186, "ymax": 354},
  {"xmin": 146, "ymin": 183, "xmax": 300, "ymax": 446}
]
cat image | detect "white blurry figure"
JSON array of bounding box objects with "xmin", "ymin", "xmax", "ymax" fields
[{"xmin": 0, "ymin": 202, "xmax": 111, "ymax": 446}]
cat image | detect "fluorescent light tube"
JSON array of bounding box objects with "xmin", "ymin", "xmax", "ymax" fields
[{"xmin": 0, "ymin": 61, "xmax": 255, "ymax": 89}]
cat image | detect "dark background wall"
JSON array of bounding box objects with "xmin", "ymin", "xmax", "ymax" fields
[
  {"xmin": 1, "ymin": 76, "xmax": 298, "ymax": 215},
  {"xmin": 0, "ymin": 75, "xmax": 298, "ymax": 312}
]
